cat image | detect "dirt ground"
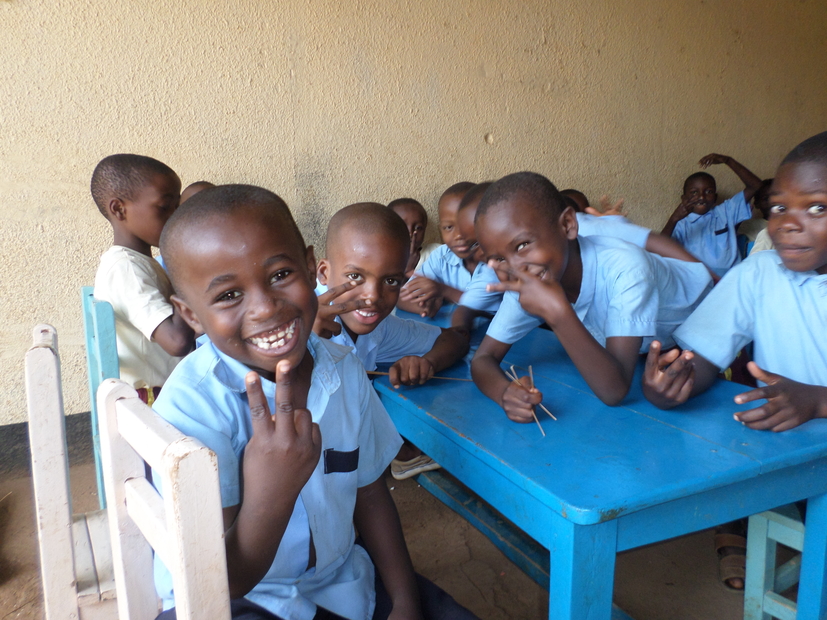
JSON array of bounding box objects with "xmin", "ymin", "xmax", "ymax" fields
[{"xmin": 0, "ymin": 415, "xmax": 748, "ymax": 619}]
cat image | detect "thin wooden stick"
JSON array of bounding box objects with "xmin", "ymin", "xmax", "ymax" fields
[
  {"xmin": 366, "ymin": 371, "xmax": 472, "ymax": 382},
  {"xmin": 508, "ymin": 366, "xmax": 557, "ymax": 421},
  {"xmin": 504, "ymin": 368, "xmax": 545, "ymax": 437}
]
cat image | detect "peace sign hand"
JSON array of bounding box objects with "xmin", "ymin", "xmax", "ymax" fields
[{"xmin": 314, "ymin": 281, "xmax": 370, "ymax": 338}]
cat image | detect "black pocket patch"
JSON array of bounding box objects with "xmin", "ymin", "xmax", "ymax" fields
[
  {"xmin": 324, "ymin": 447, "xmax": 360, "ymax": 473},
  {"xmin": 714, "ymin": 226, "xmax": 728, "ymax": 235}
]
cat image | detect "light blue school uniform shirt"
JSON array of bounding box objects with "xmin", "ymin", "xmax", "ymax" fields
[
  {"xmin": 315, "ymin": 282, "xmax": 441, "ymax": 371},
  {"xmin": 458, "ymin": 213, "xmax": 653, "ymax": 313},
  {"xmin": 671, "ymin": 191, "xmax": 751, "ymax": 278},
  {"xmin": 486, "ymin": 235, "xmax": 712, "ymax": 351},
  {"xmin": 417, "ymin": 244, "xmax": 475, "ymax": 290},
  {"xmin": 673, "ymin": 250, "xmax": 827, "ymax": 386},
  {"xmin": 152, "ymin": 334, "xmax": 402, "ymax": 620}
]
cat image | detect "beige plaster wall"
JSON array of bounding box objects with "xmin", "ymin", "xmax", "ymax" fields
[{"xmin": 2, "ymin": 0, "xmax": 826, "ymax": 424}]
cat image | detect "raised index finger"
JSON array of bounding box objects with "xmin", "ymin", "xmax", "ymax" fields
[
  {"xmin": 275, "ymin": 360, "xmax": 295, "ymax": 416},
  {"xmin": 246, "ymin": 371, "xmax": 274, "ymax": 435},
  {"xmin": 318, "ymin": 280, "xmax": 361, "ymax": 305}
]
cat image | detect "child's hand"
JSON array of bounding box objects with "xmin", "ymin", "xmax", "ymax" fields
[
  {"xmin": 388, "ymin": 356, "xmax": 435, "ymax": 388},
  {"xmin": 501, "ymin": 374, "xmax": 544, "ymax": 423},
  {"xmin": 733, "ymin": 362, "xmax": 827, "ymax": 432},
  {"xmin": 242, "ymin": 362, "xmax": 322, "ymax": 504},
  {"xmin": 400, "ymin": 277, "xmax": 443, "ymax": 316},
  {"xmin": 314, "ymin": 281, "xmax": 370, "ymax": 338},
  {"xmin": 486, "ymin": 264, "xmax": 571, "ymax": 326},
  {"xmin": 698, "ymin": 153, "xmax": 731, "ymax": 169},
  {"xmin": 641, "ymin": 341, "xmax": 696, "ymax": 409},
  {"xmin": 585, "ymin": 194, "xmax": 626, "ymax": 217}
]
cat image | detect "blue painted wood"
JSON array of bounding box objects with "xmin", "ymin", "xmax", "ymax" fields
[
  {"xmin": 374, "ymin": 325, "xmax": 827, "ymax": 620},
  {"xmin": 81, "ymin": 287, "xmax": 119, "ymax": 509},
  {"xmin": 798, "ymin": 491, "xmax": 827, "ymax": 619}
]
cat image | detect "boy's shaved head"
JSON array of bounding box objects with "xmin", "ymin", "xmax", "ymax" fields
[
  {"xmin": 91, "ymin": 154, "xmax": 178, "ymax": 217},
  {"xmin": 440, "ymin": 181, "xmax": 475, "ymax": 202},
  {"xmin": 782, "ymin": 131, "xmax": 827, "ymax": 167},
  {"xmin": 387, "ymin": 197, "xmax": 425, "ymax": 213},
  {"xmin": 457, "ymin": 182, "xmax": 492, "ymax": 211},
  {"xmin": 560, "ymin": 189, "xmax": 588, "ymax": 213},
  {"xmin": 477, "ymin": 171, "xmax": 567, "ymax": 223},
  {"xmin": 683, "ymin": 171, "xmax": 716, "ymax": 194},
  {"xmin": 325, "ymin": 202, "xmax": 410, "ymax": 257},
  {"xmin": 160, "ymin": 184, "xmax": 305, "ymax": 291}
]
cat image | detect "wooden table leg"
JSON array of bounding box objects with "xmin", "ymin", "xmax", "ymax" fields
[
  {"xmin": 547, "ymin": 511, "xmax": 618, "ymax": 620},
  {"xmin": 798, "ymin": 491, "xmax": 827, "ymax": 620}
]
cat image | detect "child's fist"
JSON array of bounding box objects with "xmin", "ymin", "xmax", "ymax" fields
[
  {"xmin": 501, "ymin": 375, "xmax": 544, "ymax": 424},
  {"xmin": 642, "ymin": 341, "xmax": 695, "ymax": 409},
  {"xmin": 389, "ymin": 356, "xmax": 436, "ymax": 388}
]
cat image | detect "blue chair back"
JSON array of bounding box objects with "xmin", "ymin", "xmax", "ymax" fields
[{"xmin": 81, "ymin": 286, "xmax": 119, "ymax": 509}]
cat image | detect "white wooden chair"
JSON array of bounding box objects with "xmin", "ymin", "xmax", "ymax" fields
[
  {"xmin": 97, "ymin": 377, "xmax": 231, "ymax": 620},
  {"xmin": 26, "ymin": 324, "xmax": 118, "ymax": 620}
]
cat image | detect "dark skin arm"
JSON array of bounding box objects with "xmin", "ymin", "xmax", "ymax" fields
[
  {"xmin": 641, "ymin": 341, "xmax": 720, "ymax": 409},
  {"xmin": 733, "ymin": 362, "xmax": 827, "ymax": 431},
  {"xmin": 699, "ymin": 153, "xmax": 763, "ymax": 203},
  {"xmin": 644, "ymin": 232, "xmax": 720, "ymax": 283},
  {"xmin": 450, "ymin": 304, "xmax": 487, "ymax": 333},
  {"xmin": 388, "ymin": 327, "xmax": 470, "ymax": 388},
  {"xmin": 151, "ymin": 306, "xmax": 196, "ymax": 357},
  {"xmin": 487, "ymin": 268, "xmax": 640, "ymax": 406},
  {"xmin": 398, "ymin": 277, "xmax": 461, "ymax": 317},
  {"xmin": 222, "ymin": 362, "xmax": 322, "ymax": 598},
  {"xmin": 353, "ymin": 477, "xmax": 423, "ymax": 620},
  {"xmin": 471, "ymin": 335, "xmax": 544, "ymax": 422},
  {"xmin": 661, "ymin": 196, "xmax": 698, "ymax": 237}
]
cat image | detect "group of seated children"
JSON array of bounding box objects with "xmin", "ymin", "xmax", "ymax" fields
[{"xmin": 90, "ymin": 130, "xmax": 826, "ymax": 618}]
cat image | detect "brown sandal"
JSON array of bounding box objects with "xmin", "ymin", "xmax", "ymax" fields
[{"xmin": 714, "ymin": 532, "xmax": 747, "ymax": 591}]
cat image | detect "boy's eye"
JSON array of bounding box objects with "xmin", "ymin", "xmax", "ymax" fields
[
  {"xmin": 216, "ymin": 290, "xmax": 241, "ymax": 303},
  {"xmin": 384, "ymin": 277, "xmax": 401, "ymax": 287},
  {"xmin": 270, "ymin": 269, "xmax": 292, "ymax": 283},
  {"xmin": 769, "ymin": 204, "xmax": 786, "ymax": 215},
  {"xmin": 346, "ymin": 273, "xmax": 363, "ymax": 282},
  {"xmin": 442, "ymin": 225, "xmax": 453, "ymax": 232},
  {"xmin": 807, "ymin": 204, "xmax": 826, "ymax": 216},
  {"xmin": 515, "ymin": 241, "xmax": 529, "ymax": 252}
]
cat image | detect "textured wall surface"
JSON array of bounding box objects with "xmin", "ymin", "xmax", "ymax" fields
[{"xmin": 2, "ymin": 0, "xmax": 826, "ymax": 424}]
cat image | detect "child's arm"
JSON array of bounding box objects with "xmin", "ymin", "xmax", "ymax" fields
[
  {"xmin": 661, "ymin": 196, "xmax": 698, "ymax": 237},
  {"xmin": 644, "ymin": 232, "xmax": 720, "ymax": 282},
  {"xmin": 471, "ymin": 335, "xmax": 544, "ymax": 422},
  {"xmin": 388, "ymin": 327, "xmax": 469, "ymax": 388},
  {"xmin": 222, "ymin": 362, "xmax": 322, "ymax": 598},
  {"xmin": 699, "ymin": 154, "xmax": 763, "ymax": 202},
  {"xmin": 450, "ymin": 304, "xmax": 485, "ymax": 333},
  {"xmin": 488, "ymin": 269, "xmax": 640, "ymax": 405},
  {"xmin": 151, "ymin": 305, "xmax": 196, "ymax": 357},
  {"xmin": 733, "ymin": 362, "xmax": 827, "ymax": 432},
  {"xmin": 353, "ymin": 477, "xmax": 423, "ymax": 620},
  {"xmin": 641, "ymin": 341, "xmax": 720, "ymax": 409}
]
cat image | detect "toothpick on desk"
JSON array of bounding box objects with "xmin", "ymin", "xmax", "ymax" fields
[
  {"xmin": 366, "ymin": 371, "xmax": 472, "ymax": 382},
  {"xmin": 504, "ymin": 367, "xmax": 545, "ymax": 437}
]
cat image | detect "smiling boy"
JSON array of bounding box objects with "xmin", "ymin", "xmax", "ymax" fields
[
  {"xmin": 470, "ymin": 172, "xmax": 712, "ymax": 421},
  {"xmin": 152, "ymin": 185, "xmax": 427, "ymax": 620},
  {"xmin": 315, "ymin": 202, "xmax": 469, "ymax": 480},
  {"xmin": 643, "ymin": 131, "xmax": 827, "ymax": 431}
]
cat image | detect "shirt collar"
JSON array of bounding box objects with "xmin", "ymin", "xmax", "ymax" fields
[
  {"xmin": 772, "ymin": 251, "xmax": 827, "ymax": 287},
  {"xmin": 209, "ymin": 332, "xmax": 342, "ymax": 399},
  {"xmin": 572, "ymin": 236, "xmax": 596, "ymax": 318}
]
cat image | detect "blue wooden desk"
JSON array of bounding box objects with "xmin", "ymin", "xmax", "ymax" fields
[{"xmin": 374, "ymin": 326, "xmax": 827, "ymax": 620}]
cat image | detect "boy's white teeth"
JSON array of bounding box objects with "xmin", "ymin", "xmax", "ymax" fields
[
  {"xmin": 356, "ymin": 310, "xmax": 377, "ymax": 317},
  {"xmin": 249, "ymin": 321, "xmax": 296, "ymax": 349}
]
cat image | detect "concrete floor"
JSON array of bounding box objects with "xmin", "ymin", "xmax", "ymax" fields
[{"xmin": 0, "ymin": 416, "xmax": 749, "ymax": 620}]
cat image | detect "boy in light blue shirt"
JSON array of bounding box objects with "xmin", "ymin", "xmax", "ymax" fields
[
  {"xmin": 470, "ymin": 172, "xmax": 712, "ymax": 423},
  {"xmin": 644, "ymin": 132, "xmax": 827, "ymax": 432},
  {"xmin": 662, "ymin": 153, "xmax": 763, "ymax": 277},
  {"xmin": 152, "ymin": 185, "xmax": 476, "ymax": 620}
]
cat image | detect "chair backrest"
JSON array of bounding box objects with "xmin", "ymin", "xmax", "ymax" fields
[
  {"xmin": 25, "ymin": 324, "xmax": 82, "ymax": 619},
  {"xmin": 81, "ymin": 286, "xmax": 119, "ymax": 508},
  {"xmin": 97, "ymin": 378, "xmax": 231, "ymax": 620}
]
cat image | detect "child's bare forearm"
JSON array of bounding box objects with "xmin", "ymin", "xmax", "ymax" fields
[
  {"xmin": 470, "ymin": 337, "xmax": 512, "ymax": 406},
  {"xmin": 551, "ymin": 310, "xmax": 638, "ymax": 405},
  {"xmin": 354, "ymin": 478, "xmax": 422, "ymax": 619},
  {"xmin": 223, "ymin": 496, "xmax": 297, "ymax": 598},
  {"xmin": 441, "ymin": 284, "xmax": 464, "ymax": 304},
  {"xmin": 152, "ymin": 310, "xmax": 195, "ymax": 357},
  {"xmin": 644, "ymin": 232, "xmax": 700, "ymax": 263},
  {"xmin": 422, "ymin": 327, "xmax": 469, "ymax": 373},
  {"xmin": 450, "ymin": 305, "xmax": 483, "ymax": 332},
  {"xmin": 724, "ymin": 156, "xmax": 762, "ymax": 199}
]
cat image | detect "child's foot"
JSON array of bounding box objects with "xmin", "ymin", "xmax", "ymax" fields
[
  {"xmin": 391, "ymin": 454, "xmax": 441, "ymax": 480},
  {"xmin": 714, "ymin": 521, "xmax": 747, "ymax": 591}
]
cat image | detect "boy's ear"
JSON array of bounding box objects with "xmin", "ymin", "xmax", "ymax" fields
[
  {"xmin": 305, "ymin": 245, "xmax": 318, "ymax": 283},
  {"xmin": 108, "ymin": 197, "xmax": 127, "ymax": 221},
  {"xmin": 559, "ymin": 206, "xmax": 579, "ymax": 241},
  {"xmin": 316, "ymin": 256, "xmax": 330, "ymax": 286},
  {"xmin": 171, "ymin": 294, "xmax": 203, "ymax": 333}
]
